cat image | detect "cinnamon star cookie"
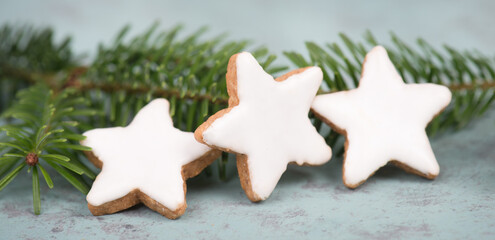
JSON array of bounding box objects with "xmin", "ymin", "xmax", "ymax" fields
[
  {"xmin": 82, "ymin": 99, "xmax": 220, "ymax": 219},
  {"xmin": 311, "ymin": 46, "xmax": 452, "ymax": 188},
  {"xmin": 195, "ymin": 52, "xmax": 332, "ymax": 202}
]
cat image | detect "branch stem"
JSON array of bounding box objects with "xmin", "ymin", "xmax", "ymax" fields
[
  {"xmin": 2, "ymin": 64, "xmax": 494, "ymax": 105},
  {"xmin": 76, "ymin": 81, "xmax": 229, "ymax": 105}
]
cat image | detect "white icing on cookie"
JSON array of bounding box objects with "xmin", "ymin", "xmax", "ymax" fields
[
  {"xmin": 311, "ymin": 46, "xmax": 452, "ymax": 187},
  {"xmin": 82, "ymin": 99, "xmax": 212, "ymax": 210},
  {"xmin": 201, "ymin": 52, "xmax": 332, "ymax": 200}
]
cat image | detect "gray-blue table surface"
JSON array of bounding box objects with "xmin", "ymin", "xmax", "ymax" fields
[{"xmin": 0, "ymin": 108, "xmax": 494, "ymax": 239}]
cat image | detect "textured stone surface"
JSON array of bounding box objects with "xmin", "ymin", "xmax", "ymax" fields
[{"xmin": 0, "ymin": 107, "xmax": 494, "ymax": 239}]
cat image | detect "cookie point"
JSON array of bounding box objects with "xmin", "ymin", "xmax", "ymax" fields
[
  {"xmin": 307, "ymin": 66, "xmax": 323, "ymax": 77},
  {"xmin": 248, "ymin": 193, "xmax": 266, "ymax": 202},
  {"xmin": 238, "ymin": 51, "xmax": 259, "ymax": 61},
  {"xmin": 193, "ymin": 129, "xmax": 205, "ymax": 144},
  {"xmin": 326, "ymin": 145, "xmax": 333, "ymax": 160},
  {"xmin": 81, "ymin": 130, "xmax": 90, "ymax": 137},
  {"xmin": 371, "ymin": 45, "xmax": 387, "ymax": 53},
  {"xmin": 440, "ymin": 85, "xmax": 453, "ymax": 104},
  {"xmin": 313, "ymin": 67, "xmax": 324, "ymax": 81},
  {"xmin": 150, "ymin": 98, "xmax": 169, "ymax": 104},
  {"xmin": 81, "ymin": 129, "xmax": 96, "ymax": 143},
  {"xmin": 367, "ymin": 45, "xmax": 389, "ymax": 60},
  {"xmin": 427, "ymin": 172, "xmax": 439, "ymax": 180},
  {"xmin": 310, "ymin": 96, "xmax": 325, "ymax": 112},
  {"xmin": 343, "ymin": 180, "xmax": 360, "ymax": 189},
  {"xmin": 148, "ymin": 98, "xmax": 170, "ymax": 109}
]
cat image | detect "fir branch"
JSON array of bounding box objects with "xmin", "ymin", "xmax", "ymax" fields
[
  {"xmin": 0, "ymin": 24, "xmax": 76, "ymax": 72},
  {"xmin": 0, "ymin": 24, "xmax": 78, "ymax": 112},
  {"xmin": 0, "ymin": 84, "xmax": 96, "ymax": 214}
]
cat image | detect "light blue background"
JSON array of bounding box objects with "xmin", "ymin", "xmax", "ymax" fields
[
  {"xmin": 1, "ymin": 0, "xmax": 494, "ymax": 63},
  {"xmin": 0, "ymin": 1, "xmax": 494, "ymax": 239}
]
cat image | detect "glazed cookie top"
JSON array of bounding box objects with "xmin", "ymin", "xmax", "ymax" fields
[
  {"xmin": 311, "ymin": 46, "xmax": 452, "ymax": 188},
  {"xmin": 198, "ymin": 52, "xmax": 332, "ymax": 200},
  {"xmin": 82, "ymin": 99, "xmax": 212, "ymax": 210}
]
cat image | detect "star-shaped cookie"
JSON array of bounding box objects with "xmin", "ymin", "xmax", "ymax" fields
[
  {"xmin": 311, "ymin": 46, "xmax": 452, "ymax": 188},
  {"xmin": 81, "ymin": 99, "xmax": 220, "ymax": 219},
  {"xmin": 195, "ymin": 52, "xmax": 332, "ymax": 202}
]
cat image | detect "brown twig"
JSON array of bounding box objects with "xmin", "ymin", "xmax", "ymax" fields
[
  {"xmin": 75, "ymin": 81, "xmax": 230, "ymax": 105},
  {"xmin": 2, "ymin": 64, "xmax": 494, "ymax": 105}
]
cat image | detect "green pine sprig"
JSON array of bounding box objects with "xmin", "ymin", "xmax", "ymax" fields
[
  {"xmin": 0, "ymin": 84, "xmax": 97, "ymax": 214},
  {"xmin": 0, "ymin": 24, "xmax": 78, "ymax": 112}
]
